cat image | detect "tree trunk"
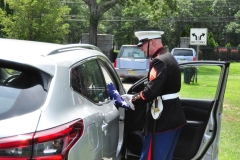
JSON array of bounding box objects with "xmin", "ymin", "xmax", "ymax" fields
[
  {"xmin": 88, "ymin": 0, "xmax": 98, "ymax": 46},
  {"xmin": 0, "ymin": 0, "xmax": 4, "ymax": 10},
  {"xmin": 83, "ymin": 0, "xmax": 120, "ymax": 46},
  {"xmin": 89, "ymin": 14, "xmax": 99, "ymax": 46}
]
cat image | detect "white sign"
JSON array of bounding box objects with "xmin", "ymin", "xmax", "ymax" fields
[{"xmin": 190, "ymin": 28, "xmax": 208, "ymax": 45}]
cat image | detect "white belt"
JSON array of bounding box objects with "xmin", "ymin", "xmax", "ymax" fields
[{"xmin": 161, "ymin": 93, "xmax": 179, "ymax": 100}]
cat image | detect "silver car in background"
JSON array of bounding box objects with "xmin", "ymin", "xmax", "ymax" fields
[
  {"xmin": 171, "ymin": 48, "xmax": 197, "ymax": 63},
  {"xmin": 114, "ymin": 45, "xmax": 150, "ymax": 79}
]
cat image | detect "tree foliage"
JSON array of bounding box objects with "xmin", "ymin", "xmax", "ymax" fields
[
  {"xmin": 0, "ymin": 0, "xmax": 240, "ymax": 48},
  {"xmin": 64, "ymin": 0, "xmax": 89, "ymax": 43},
  {"xmin": 82, "ymin": 0, "xmax": 121, "ymax": 46},
  {"xmin": 208, "ymin": 32, "xmax": 218, "ymax": 48},
  {"xmin": 0, "ymin": 0, "xmax": 70, "ymax": 43}
]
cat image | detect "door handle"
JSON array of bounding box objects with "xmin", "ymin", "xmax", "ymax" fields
[{"xmin": 102, "ymin": 121, "xmax": 108, "ymax": 136}]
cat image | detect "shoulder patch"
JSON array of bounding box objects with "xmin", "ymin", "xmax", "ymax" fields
[{"xmin": 149, "ymin": 67, "xmax": 157, "ymax": 81}]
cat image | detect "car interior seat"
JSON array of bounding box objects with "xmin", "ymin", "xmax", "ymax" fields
[{"xmin": 5, "ymin": 73, "xmax": 30, "ymax": 89}]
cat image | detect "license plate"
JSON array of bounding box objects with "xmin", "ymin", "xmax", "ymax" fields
[
  {"xmin": 179, "ymin": 59, "xmax": 186, "ymax": 62},
  {"xmin": 128, "ymin": 70, "xmax": 136, "ymax": 75}
]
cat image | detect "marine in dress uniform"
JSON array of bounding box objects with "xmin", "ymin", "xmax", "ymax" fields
[{"xmin": 131, "ymin": 31, "xmax": 187, "ymax": 160}]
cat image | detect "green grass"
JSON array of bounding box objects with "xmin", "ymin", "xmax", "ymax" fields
[
  {"xmin": 219, "ymin": 62, "xmax": 240, "ymax": 160},
  {"xmin": 180, "ymin": 66, "xmax": 221, "ymax": 99}
]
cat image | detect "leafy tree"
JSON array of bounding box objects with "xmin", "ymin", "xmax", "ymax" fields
[
  {"xmin": 0, "ymin": 0, "xmax": 13, "ymax": 37},
  {"xmin": 101, "ymin": 0, "xmax": 180, "ymax": 48},
  {"xmin": 82, "ymin": 0, "xmax": 121, "ymax": 46},
  {"xmin": 64, "ymin": 0, "xmax": 89, "ymax": 43},
  {"xmin": 0, "ymin": 0, "xmax": 70, "ymax": 43},
  {"xmin": 208, "ymin": 32, "xmax": 218, "ymax": 48},
  {"xmin": 0, "ymin": 0, "xmax": 3, "ymax": 9},
  {"xmin": 114, "ymin": 0, "xmax": 152, "ymax": 46},
  {"xmin": 0, "ymin": 0, "xmax": 4, "ymax": 37},
  {"xmin": 225, "ymin": 10, "xmax": 240, "ymax": 46},
  {"xmin": 212, "ymin": 0, "xmax": 240, "ymax": 46}
]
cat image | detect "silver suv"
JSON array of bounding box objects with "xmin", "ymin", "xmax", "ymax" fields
[
  {"xmin": 171, "ymin": 48, "xmax": 197, "ymax": 63},
  {"xmin": 114, "ymin": 45, "xmax": 150, "ymax": 79},
  {"xmin": 0, "ymin": 38, "xmax": 125, "ymax": 160}
]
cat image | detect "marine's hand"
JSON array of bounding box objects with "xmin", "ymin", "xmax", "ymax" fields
[
  {"xmin": 122, "ymin": 94, "xmax": 135, "ymax": 110},
  {"xmin": 132, "ymin": 93, "xmax": 141, "ymax": 102}
]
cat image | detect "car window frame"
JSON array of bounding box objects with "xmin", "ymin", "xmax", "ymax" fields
[
  {"xmin": 70, "ymin": 57, "xmax": 113, "ymax": 105},
  {"xmin": 118, "ymin": 45, "xmax": 147, "ymax": 59}
]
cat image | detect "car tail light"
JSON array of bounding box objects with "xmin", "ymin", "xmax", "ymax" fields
[
  {"xmin": 0, "ymin": 119, "xmax": 84, "ymax": 160},
  {"xmin": 114, "ymin": 60, "xmax": 117, "ymax": 68},
  {"xmin": 193, "ymin": 56, "xmax": 196, "ymax": 61},
  {"xmin": 0, "ymin": 134, "xmax": 34, "ymax": 160}
]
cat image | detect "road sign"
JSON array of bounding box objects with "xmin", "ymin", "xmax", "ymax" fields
[{"xmin": 190, "ymin": 28, "xmax": 208, "ymax": 45}]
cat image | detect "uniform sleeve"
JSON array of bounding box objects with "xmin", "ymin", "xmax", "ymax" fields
[
  {"xmin": 143, "ymin": 59, "xmax": 167, "ymax": 100},
  {"xmin": 132, "ymin": 59, "xmax": 167, "ymax": 105}
]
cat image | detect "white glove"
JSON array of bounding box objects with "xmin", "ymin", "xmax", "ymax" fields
[{"xmin": 122, "ymin": 94, "xmax": 135, "ymax": 110}]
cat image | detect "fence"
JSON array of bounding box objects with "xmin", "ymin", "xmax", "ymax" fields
[{"xmin": 191, "ymin": 46, "xmax": 240, "ymax": 61}]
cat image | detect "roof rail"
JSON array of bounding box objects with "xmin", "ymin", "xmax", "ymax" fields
[{"xmin": 48, "ymin": 44, "xmax": 102, "ymax": 55}]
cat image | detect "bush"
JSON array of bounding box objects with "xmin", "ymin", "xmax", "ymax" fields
[
  {"xmin": 231, "ymin": 49, "xmax": 239, "ymax": 61},
  {"xmin": 219, "ymin": 48, "xmax": 228, "ymax": 61},
  {"xmin": 199, "ymin": 46, "xmax": 239, "ymax": 61},
  {"xmin": 114, "ymin": 50, "xmax": 119, "ymax": 55}
]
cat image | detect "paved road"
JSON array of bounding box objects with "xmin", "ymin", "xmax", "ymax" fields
[{"xmin": 121, "ymin": 78, "xmax": 139, "ymax": 92}]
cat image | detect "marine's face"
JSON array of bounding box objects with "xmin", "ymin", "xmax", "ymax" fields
[
  {"xmin": 140, "ymin": 39, "xmax": 154, "ymax": 57},
  {"xmin": 140, "ymin": 40, "xmax": 149, "ymax": 55}
]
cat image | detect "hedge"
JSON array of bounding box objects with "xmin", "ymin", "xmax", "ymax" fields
[{"xmin": 197, "ymin": 46, "xmax": 240, "ymax": 61}]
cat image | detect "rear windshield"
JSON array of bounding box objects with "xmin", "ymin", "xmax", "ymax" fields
[
  {"xmin": 118, "ymin": 46, "xmax": 146, "ymax": 59},
  {"xmin": 0, "ymin": 66, "xmax": 49, "ymax": 120},
  {"xmin": 173, "ymin": 49, "xmax": 194, "ymax": 56}
]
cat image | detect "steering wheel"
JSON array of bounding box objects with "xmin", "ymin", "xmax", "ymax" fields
[{"xmin": 3, "ymin": 75, "xmax": 20, "ymax": 86}]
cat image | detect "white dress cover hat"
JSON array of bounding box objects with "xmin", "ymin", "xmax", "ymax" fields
[{"xmin": 135, "ymin": 31, "xmax": 164, "ymax": 47}]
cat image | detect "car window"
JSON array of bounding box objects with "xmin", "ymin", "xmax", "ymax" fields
[
  {"xmin": 98, "ymin": 59, "xmax": 118, "ymax": 89},
  {"xmin": 71, "ymin": 60, "xmax": 108, "ymax": 104},
  {"xmin": 179, "ymin": 64, "xmax": 221, "ymax": 99},
  {"xmin": 0, "ymin": 67, "xmax": 48, "ymax": 120},
  {"xmin": 71, "ymin": 67, "xmax": 82, "ymax": 94},
  {"xmin": 120, "ymin": 47, "xmax": 146, "ymax": 59},
  {"xmin": 173, "ymin": 49, "xmax": 194, "ymax": 56}
]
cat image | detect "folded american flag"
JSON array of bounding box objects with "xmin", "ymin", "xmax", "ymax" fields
[{"xmin": 107, "ymin": 83, "xmax": 133, "ymax": 110}]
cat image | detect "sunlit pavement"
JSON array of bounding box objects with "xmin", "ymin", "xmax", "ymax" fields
[{"xmin": 121, "ymin": 78, "xmax": 139, "ymax": 92}]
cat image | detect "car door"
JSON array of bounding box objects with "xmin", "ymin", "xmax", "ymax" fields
[
  {"xmin": 123, "ymin": 61, "xmax": 230, "ymax": 160},
  {"xmin": 97, "ymin": 58, "xmax": 126, "ymax": 159}
]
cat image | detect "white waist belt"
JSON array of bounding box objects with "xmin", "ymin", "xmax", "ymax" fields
[{"xmin": 161, "ymin": 93, "xmax": 179, "ymax": 100}]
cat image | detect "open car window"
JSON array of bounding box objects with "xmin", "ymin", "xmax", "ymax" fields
[
  {"xmin": 179, "ymin": 64, "xmax": 221, "ymax": 99},
  {"xmin": 119, "ymin": 47, "xmax": 146, "ymax": 59},
  {"xmin": 173, "ymin": 49, "xmax": 194, "ymax": 56}
]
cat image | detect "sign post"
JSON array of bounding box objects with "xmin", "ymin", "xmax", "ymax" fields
[{"xmin": 190, "ymin": 28, "xmax": 208, "ymax": 60}]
